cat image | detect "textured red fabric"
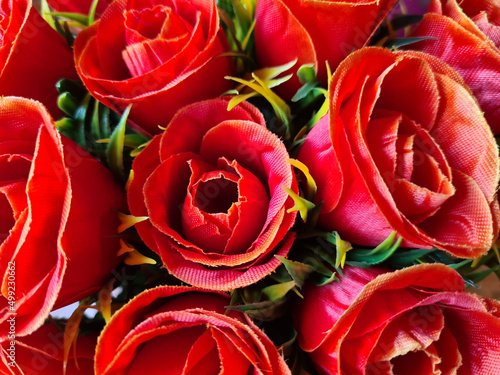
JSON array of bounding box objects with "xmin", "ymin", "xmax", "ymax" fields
[
  {"xmin": 298, "ymin": 47, "xmax": 499, "ymax": 258},
  {"xmin": 128, "ymin": 98, "xmax": 298, "ymax": 290},
  {"xmin": 0, "ymin": 0, "xmax": 78, "ymax": 118},
  {"xmin": 94, "ymin": 286, "xmax": 291, "ymax": 374},
  {"xmin": 0, "ymin": 97, "xmax": 126, "ymax": 340},
  {"xmin": 254, "ymin": 0, "xmax": 398, "ymax": 99},
  {"xmin": 411, "ymin": 0, "xmax": 500, "ymax": 134},
  {"xmin": 294, "ymin": 264, "xmax": 500, "ymax": 375},
  {"xmin": 46, "ymin": 0, "xmax": 112, "ymax": 16},
  {"xmin": 0, "ymin": 324, "xmax": 96, "ymax": 375},
  {"xmin": 73, "ymin": 0, "xmax": 234, "ymax": 136}
]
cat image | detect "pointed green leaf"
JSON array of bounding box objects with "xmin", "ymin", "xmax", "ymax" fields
[
  {"xmin": 106, "ymin": 105, "xmax": 131, "ymax": 179},
  {"xmin": 276, "ymin": 256, "xmax": 313, "ymax": 289},
  {"xmin": 262, "ymin": 280, "xmax": 299, "ymax": 301},
  {"xmin": 49, "ymin": 12, "xmax": 89, "ymax": 26},
  {"xmin": 387, "ymin": 37, "xmax": 438, "ymax": 49}
]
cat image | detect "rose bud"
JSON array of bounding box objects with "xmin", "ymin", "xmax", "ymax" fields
[
  {"xmin": 74, "ymin": 0, "xmax": 234, "ymax": 136},
  {"xmin": 0, "ymin": 0, "xmax": 78, "ymax": 118},
  {"xmin": 95, "ymin": 286, "xmax": 291, "ymax": 374},
  {"xmin": 254, "ymin": 0, "xmax": 398, "ymax": 98},
  {"xmin": 128, "ymin": 98, "xmax": 297, "ymax": 290},
  {"xmin": 0, "ymin": 97, "xmax": 126, "ymax": 340},
  {"xmin": 294, "ymin": 264, "xmax": 500, "ymax": 374},
  {"xmin": 298, "ymin": 47, "xmax": 499, "ymax": 258}
]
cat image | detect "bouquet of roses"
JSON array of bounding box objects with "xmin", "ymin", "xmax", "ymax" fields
[{"xmin": 1, "ymin": 0, "xmax": 500, "ymax": 373}]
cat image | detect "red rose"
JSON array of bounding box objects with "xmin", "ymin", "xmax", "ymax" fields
[
  {"xmin": 74, "ymin": 0, "xmax": 234, "ymax": 136},
  {"xmin": 0, "ymin": 324, "xmax": 95, "ymax": 375},
  {"xmin": 298, "ymin": 47, "xmax": 499, "ymax": 258},
  {"xmin": 254, "ymin": 0, "xmax": 398, "ymax": 98},
  {"xmin": 411, "ymin": 0, "xmax": 500, "ymax": 133},
  {"xmin": 128, "ymin": 98, "xmax": 297, "ymax": 290},
  {"xmin": 0, "ymin": 97, "xmax": 126, "ymax": 340},
  {"xmin": 95, "ymin": 286, "xmax": 291, "ymax": 374},
  {"xmin": 46, "ymin": 0, "xmax": 112, "ymax": 16},
  {"xmin": 0, "ymin": 0, "xmax": 78, "ymax": 118},
  {"xmin": 294, "ymin": 264, "xmax": 500, "ymax": 374}
]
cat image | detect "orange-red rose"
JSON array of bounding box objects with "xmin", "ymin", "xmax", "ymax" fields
[
  {"xmin": 0, "ymin": 0, "xmax": 78, "ymax": 118},
  {"xmin": 95, "ymin": 286, "xmax": 291, "ymax": 374},
  {"xmin": 254, "ymin": 0, "xmax": 398, "ymax": 98},
  {"xmin": 128, "ymin": 98, "xmax": 297, "ymax": 290},
  {"xmin": 74, "ymin": 0, "xmax": 234, "ymax": 136},
  {"xmin": 411, "ymin": 0, "xmax": 500, "ymax": 133},
  {"xmin": 298, "ymin": 47, "xmax": 499, "ymax": 258},
  {"xmin": 294, "ymin": 264, "xmax": 500, "ymax": 374},
  {"xmin": 0, "ymin": 97, "xmax": 126, "ymax": 340}
]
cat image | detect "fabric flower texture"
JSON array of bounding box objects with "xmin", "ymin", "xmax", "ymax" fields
[
  {"xmin": 254, "ymin": 0, "xmax": 398, "ymax": 98},
  {"xmin": 95, "ymin": 286, "xmax": 291, "ymax": 374},
  {"xmin": 0, "ymin": 97, "xmax": 126, "ymax": 340},
  {"xmin": 0, "ymin": 324, "xmax": 96, "ymax": 375},
  {"xmin": 128, "ymin": 98, "xmax": 297, "ymax": 290},
  {"xmin": 294, "ymin": 264, "xmax": 500, "ymax": 374},
  {"xmin": 411, "ymin": 0, "xmax": 500, "ymax": 134},
  {"xmin": 298, "ymin": 47, "xmax": 499, "ymax": 258},
  {"xmin": 0, "ymin": 0, "xmax": 78, "ymax": 117},
  {"xmin": 74, "ymin": 0, "xmax": 234, "ymax": 136}
]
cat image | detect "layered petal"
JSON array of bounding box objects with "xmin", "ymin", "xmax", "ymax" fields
[
  {"xmin": 95, "ymin": 286, "xmax": 291, "ymax": 375},
  {"xmin": 74, "ymin": 0, "xmax": 234, "ymax": 135}
]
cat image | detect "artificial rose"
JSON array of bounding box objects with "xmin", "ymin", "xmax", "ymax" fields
[
  {"xmin": 0, "ymin": 97, "xmax": 126, "ymax": 340},
  {"xmin": 411, "ymin": 0, "xmax": 500, "ymax": 133},
  {"xmin": 298, "ymin": 47, "xmax": 499, "ymax": 258},
  {"xmin": 95, "ymin": 286, "xmax": 291, "ymax": 374},
  {"xmin": 254, "ymin": 0, "xmax": 398, "ymax": 98},
  {"xmin": 0, "ymin": 0, "xmax": 78, "ymax": 118},
  {"xmin": 0, "ymin": 324, "xmax": 95, "ymax": 375},
  {"xmin": 294, "ymin": 264, "xmax": 500, "ymax": 374},
  {"xmin": 128, "ymin": 98, "xmax": 297, "ymax": 290},
  {"xmin": 74, "ymin": 0, "xmax": 234, "ymax": 136},
  {"xmin": 46, "ymin": 0, "xmax": 112, "ymax": 16}
]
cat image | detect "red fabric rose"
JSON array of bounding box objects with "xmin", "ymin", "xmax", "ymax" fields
[
  {"xmin": 298, "ymin": 47, "xmax": 499, "ymax": 258},
  {"xmin": 0, "ymin": 324, "xmax": 95, "ymax": 375},
  {"xmin": 128, "ymin": 98, "xmax": 297, "ymax": 290},
  {"xmin": 411, "ymin": 0, "xmax": 500, "ymax": 133},
  {"xmin": 0, "ymin": 97, "xmax": 126, "ymax": 340},
  {"xmin": 73, "ymin": 0, "xmax": 234, "ymax": 136},
  {"xmin": 46, "ymin": 0, "xmax": 112, "ymax": 16},
  {"xmin": 254, "ymin": 0, "xmax": 398, "ymax": 98},
  {"xmin": 95, "ymin": 286, "xmax": 291, "ymax": 374},
  {"xmin": 0, "ymin": 0, "xmax": 78, "ymax": 118},
  {"xmin": 294, "ymin": 264, "xmax": 500, "ymax": 374}
]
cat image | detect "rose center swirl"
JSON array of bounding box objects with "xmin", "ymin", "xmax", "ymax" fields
[{"xmin": 122, "ymin": 6, "xmax": 193, "ymax": 77}]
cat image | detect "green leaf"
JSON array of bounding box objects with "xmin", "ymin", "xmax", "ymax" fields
[
  {"xmin": 57, "ymin": 92, "xmax": 78, "ymax": 116},
  {"xmin": 466, "ymin": 266, "xmax": 500, "ymax": 284},
  {"xmin": 386, "ymin": 37, "xmax": 438, "ymax": 49},
  {"xmin": 389, "ymin": 248, "xmax": 437, "ymax": 267},
  {"xmin": 262, "ymin": 280, "xmax": 298, "ymax": 301},
  {"xmin": 276, "ymin": 256, "xmax": 313, "ymax": 289},
  {"xmin": 292, "ymin": 81, "xmax": 319, "ymax": 102},
  {"xmin": 49, "ymin": 12, "xmax": 89, "ymax": 26},
  {"xmin": 283, "ymin": 186, "xmax": 315, "ymax": 222},
  {"xmin": 88, "ymin": 0, "xmax": 100, "ymax": 25},
  {"xmin": 297, "ymin": 64, "xmax": 317, "ymax": 84},
  {"xmin": 348, "ymin": 235, "xmax": 403, "ymax": 265},
  {"xmin": 106, "ymin": 105, "xmax": 131, "ymax": 179}
]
